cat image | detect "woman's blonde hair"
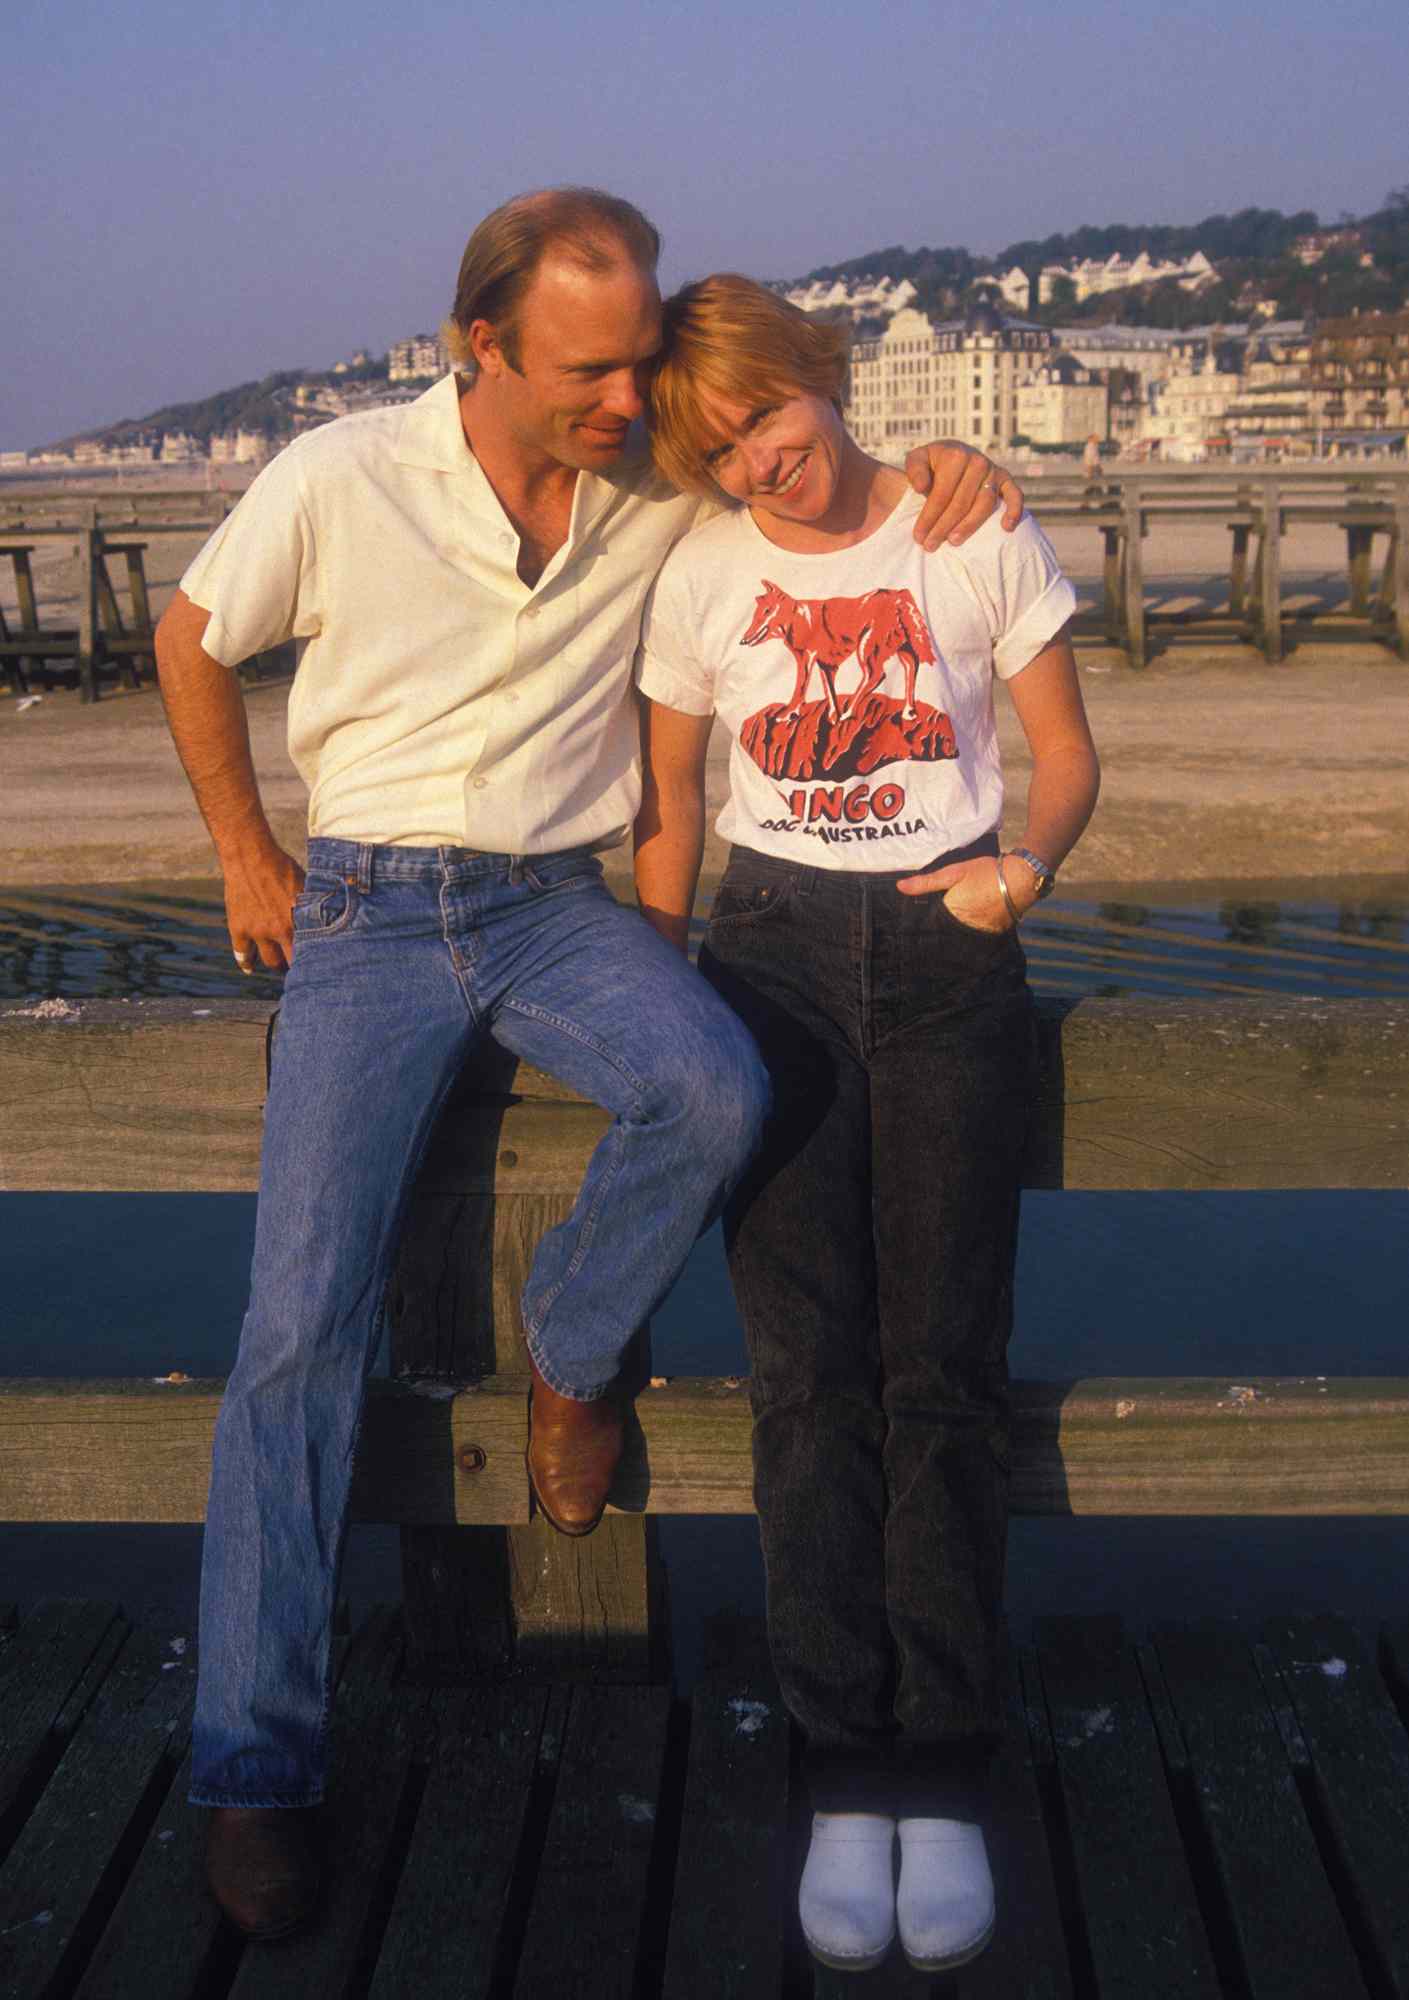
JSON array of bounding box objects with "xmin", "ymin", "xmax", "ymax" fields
[{"xmin": 650, "ymin": 274, "xmax": 851, "ymax": 496}]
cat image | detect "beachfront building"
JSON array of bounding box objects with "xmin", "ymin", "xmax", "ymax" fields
[
  {"xmin": 1222, "ymin": 325, "xmax": 1317, "ymax": 451},
  {"xmin": 1309, "ymin": 311, "xmax": 1409, "ymax": 439},
  {"xmin": 1015, "ymin": 353, "xmax": 1108, "ymax": 445},
  {"xmin": 1145, "ymin": 354, "xmax": 1243, "ymax": 456},
  {"xmin": 389, "ymin": 334, "xmax": 448, "ymax": 382},
  {"xmin": 846, "ymin": 301, "xmax": 1054, "ymax": 461},
  {"xmin": 1052, "ymin": 325, "xmax": 1181, "ymax": 396}
]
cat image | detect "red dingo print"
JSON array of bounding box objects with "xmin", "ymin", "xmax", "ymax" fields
[{"xmin": 740, "ymin": 581, "xmax": 938, "ymax": 723}]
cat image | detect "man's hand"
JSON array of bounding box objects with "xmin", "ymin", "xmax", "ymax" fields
[
  {"xmin": 225, "ymin": 839, "xmax": 305, "ymax": 973},
  {"xmin": 896, "ymin": 854, "xmax": 1033, "ymax": 932},
  {"xmin": 904, "ymin": 442, "xmax": 1024, "ymax": 553}
]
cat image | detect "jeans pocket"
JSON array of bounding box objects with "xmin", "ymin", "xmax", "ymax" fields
[
  {"xmin": 935, "ymin": 894, "xmax": 1015, "ymax": 943},
  {"xmin": 522, "ymin": 853, "xmax": 605, "ymax": 897},
  {"xmin": 291, "ymin": 874, "xmax": 361, "ymax": 939},
  {"xmin": 709, "ymin": 869, "xmax": 796, "ymax": 930}
]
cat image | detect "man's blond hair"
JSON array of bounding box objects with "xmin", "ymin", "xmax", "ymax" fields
[
  {"xmin": 443, "ymin": 187, "xmax": 661, "ymax": 373},
  {"xmin": 649, "ymin": 275, "xmax": 851, "ymax": 496}
]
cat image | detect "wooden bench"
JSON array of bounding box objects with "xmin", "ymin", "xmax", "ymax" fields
[
  {"xmin": 1032, "ymin": 470, "xmax": 1409, "ymax": 668},
  {"xmin": 1, "ymin": 992, "xmax": 1408, "ymax": 1993}
]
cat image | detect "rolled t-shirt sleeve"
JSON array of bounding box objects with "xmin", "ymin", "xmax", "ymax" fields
[
  {"xmin": 961, "ymin": 514, "xmax": 1077, "ymax": 681},
  {"xmin": 179, "ymin": 446, "xmax": 320, "ymax": 667},
  {"xmin": 634, "ymin": 554, "xmax": 716, "ymax": 717}
]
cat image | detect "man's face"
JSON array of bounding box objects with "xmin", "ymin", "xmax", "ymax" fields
[{"xmin": 487, "ymin": 252, "xmax": 663, "ymax": 473}]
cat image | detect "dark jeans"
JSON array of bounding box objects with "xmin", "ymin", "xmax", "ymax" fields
[{"xmin": 699, "ymin": 839, "xmax": 1036, "ymax": 1819}]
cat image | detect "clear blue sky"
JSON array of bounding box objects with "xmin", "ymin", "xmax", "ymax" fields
[{"xmin": 4, "ymin": 0, "xmax": 1404, "ymax": 450}]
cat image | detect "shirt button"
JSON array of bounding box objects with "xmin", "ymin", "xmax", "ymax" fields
[
  {"xmin": 524, "ymin": 604, "xmax": 540, "ymax": 619},
  {"xmin": 473, "ymin": 778, "xmax": 488, "ymax": 790},
  {"xmin": 506, "ymin": 692, "xmax": 519, "ymax": 704}
]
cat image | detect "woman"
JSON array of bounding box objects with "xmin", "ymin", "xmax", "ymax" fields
[{"xmin": 633, "ymin": 276, "xmax": 1099, "ymax": 1974}]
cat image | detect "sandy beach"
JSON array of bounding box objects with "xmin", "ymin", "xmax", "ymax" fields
[{"xmin": 2, "ymin": 507, "xmax": 1406, "ymax": 898}]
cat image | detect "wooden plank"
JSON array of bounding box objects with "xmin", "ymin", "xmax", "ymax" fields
[
  {"xmin": 69, "ymin": 1747, "xmax": 222, "ymax": 2000},
  {"xmin": 365, "ymin": 1683, "xmax": 551, "ymax": 2000},
  {"xmin": 224, "ymin": 1608, "xmax": 426, "ymax": 2000},
  {"xmin": 4, "ymin": 996, "xmax": 1405, "ymax": 1196},
  {"xmin": 0, "ymin": 1375, "xmax": 530, "ymax": 1526},
  {"xmin": 661, "ymin": 1617, "xmax": 789, "ymax": 2000},
  {"xmin": 961, "ymin": 1641, "xmax": 1074, "ymax": 2000},
  {"xmin": 1035, "ymin": 1615, "xmax": 1220, "ymax": 1996},
  {"xmin": 511, "ymin": 1684, "xmax": 672, "ymax": 2000},
  {"xmin": 0, "ymin": 1625, "xmax": 196, "ymax": 2000},
  {"xmin": 0, "ymin": 1600, "xmax": 128, "ymax": 1858},
  {"xmin": 13, "ymin": 1375, "xmax": 1409, "ymax": 1523},
  {"xmin": 71, "ymin": 1617, "xmax": 379, "ymax": 2000},
  {"xmin": 1153, "ymin": 1621, "xmax": 1368, "ymax": 2000},
  {"xmin": 1261, "ymin": 1615, "xmax": 1409, "ymax": 1997}
]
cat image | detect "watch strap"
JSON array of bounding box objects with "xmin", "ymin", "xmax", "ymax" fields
[{"xmin": 1007, "ymin": 846, "xmax": 1057, "ymax": 899}]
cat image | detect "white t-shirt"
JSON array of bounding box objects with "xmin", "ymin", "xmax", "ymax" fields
[
  {"xmin": 636, "ymin": 493, "xmax": 1075, "ymax": 870},
  {"xmin": 180, "ymin": 374, "xmax": 709, "ymax": 853}
]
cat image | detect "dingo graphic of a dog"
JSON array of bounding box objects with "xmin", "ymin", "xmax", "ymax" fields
[{"xmin": 740, "ymin": 581, "xmax": 937, "ymax": 723}]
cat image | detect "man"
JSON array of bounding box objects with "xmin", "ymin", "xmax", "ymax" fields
[{"xmin": 155, "ymin": 186, "xmax": 1022, "ymax": 1940}]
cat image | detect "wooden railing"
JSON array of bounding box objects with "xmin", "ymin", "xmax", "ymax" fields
[{"xmin": 2, "ymin": 994, "xmax": 1405, "ymax": 1676}]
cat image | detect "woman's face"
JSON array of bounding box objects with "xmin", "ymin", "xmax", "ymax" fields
[{"xmin": 694, "ymin": 388, "xmax": 849, "ymax": 526}]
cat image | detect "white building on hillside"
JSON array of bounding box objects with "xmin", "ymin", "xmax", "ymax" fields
[
  {"xmin": 1039, "ymin": 249, "xmax": 1217, "ymax": 304},
  {"xmin": 389, "ymin": 334, "xmax": 448, "ymax": 381},
  {"xmin": 783, "ymin": 274, "xmax": 918, "ymax": 321}
]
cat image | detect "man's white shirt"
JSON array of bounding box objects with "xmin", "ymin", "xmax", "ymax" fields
[{"xmin": 181, "ymin": 373, "xmax": 711, "ymax": 853}]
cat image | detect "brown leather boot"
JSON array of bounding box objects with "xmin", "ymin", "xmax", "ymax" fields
[
  {"xmin": 205, "ymin": 1806, "xmax": 321, "ymax": 1940},
  {"xmin": 526, "ymin": 1354, "xmax": 624, "ymax": 1536}
]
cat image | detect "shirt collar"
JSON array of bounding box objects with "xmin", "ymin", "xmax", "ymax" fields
[{"xmin": 391, "ymin": 372, "xmax": 657, "ymax": 546}]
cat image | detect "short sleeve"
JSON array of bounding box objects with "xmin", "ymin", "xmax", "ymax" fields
[
  {"xmin": 634, "ymin": 546, "xmax": 716, "ymax": 717},
  {"xmin": 957, "ymin": 514, "xmax": 1077, "ymax": 680},
  {"xmin": 179, "ymin": 444, "xmax": 320, "ymax": 667}
]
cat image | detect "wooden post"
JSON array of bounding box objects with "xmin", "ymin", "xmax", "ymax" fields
[
  {"xmin": 1260, "ymin": 479, "xmax": 1283, "ymax": 664},
  {"xmin": 1100, "ymin": 525, "xmax": 1122, "ymax": 643},
  {"xmin": 11, "ymin": 545, "xmax": 41, "ymax": 692},
  {"xmin": 1393, "ymin": 508, "xmax": 1409, "ymax": 661},
  {"xmin": 1121, "ymin": 481, "xmax": 1146, "ymax": 669},
  {"xmin": 76, "ymin": 512, "xmax": 98, "ymax": 704},
  {"xmin": 387, "ymin": 1047, "xmax": 664, "ymax": 1685},
  {"xmin": 1347, "ymin": 523, "xmax": 1374, "ymax": 618},
  {"xmin": 1228, "ymin": 522, "xmax": 1251, "ymax": 620}
]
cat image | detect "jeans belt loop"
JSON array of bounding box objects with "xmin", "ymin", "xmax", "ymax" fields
[{"xmin": 356, "ymin": 843, "xmax": 375, "ymax": 891}]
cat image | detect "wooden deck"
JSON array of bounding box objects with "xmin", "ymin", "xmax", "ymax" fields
[{"xmin": 4, "ymin": 1599, "xmax": 1409, "ymax": 1998}]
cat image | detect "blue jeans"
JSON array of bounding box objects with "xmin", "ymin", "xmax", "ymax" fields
[
  {"xmin": 191, "ymin": 839, "xmax": 767, "ymax": 1807},
  {"xmin": 698, "ymin": 840, "xmax": 1035, "ymax": 1820}
]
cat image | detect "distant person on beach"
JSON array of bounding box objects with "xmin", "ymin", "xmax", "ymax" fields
[
  {"xmin": 1082, "ymin": 433, "xmax": 1102, "ymax": 480},
  {"xmin": 152, "ymin": 187, "xmax": 1023, "ymax": 1941},
  {"xmin": 635, "ymin": 275, "xmax": 1099, "ymax": 1975}
]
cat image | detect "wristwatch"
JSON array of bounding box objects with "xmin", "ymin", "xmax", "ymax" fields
[{"xmin": 1005, "ymin": 847, "xmax": 1057, "ymax": 900}]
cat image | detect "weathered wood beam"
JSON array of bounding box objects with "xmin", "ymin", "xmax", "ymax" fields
[
  {"xmin": 2, "ymin": 996, "xmax": 1403, "ymax": 1195},
  {"xmin": 6, "ymin": 1375, "xmax": 1409, "ymax": 1523}
]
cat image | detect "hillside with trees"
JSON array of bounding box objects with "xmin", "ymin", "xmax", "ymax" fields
[{"xmin": 790, "ymin": 195, "xmax": 1409, "ymax": 328}]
